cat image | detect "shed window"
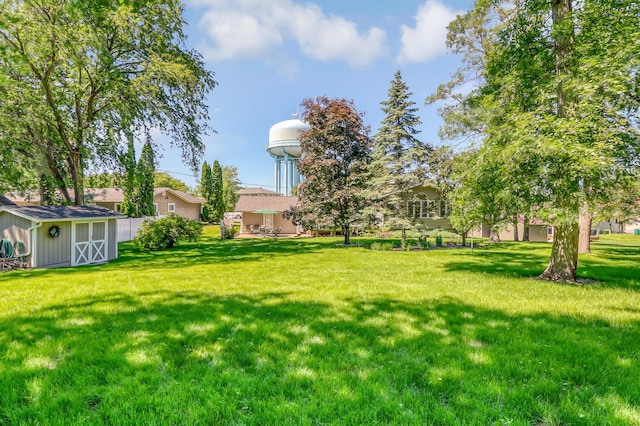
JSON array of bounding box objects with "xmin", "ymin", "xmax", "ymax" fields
[{"xmin": 168, "ymin": 203, "xmax": 176, "ymax": 213}]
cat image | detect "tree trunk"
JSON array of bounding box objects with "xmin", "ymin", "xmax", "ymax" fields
[
  {"xmin": 71, "ymin": 148, "xmax": 84, "ymax": 206},
  {"xmin": 401, "ymin": 227, "xmax": 407, "ymax": 249},
  {"xmin": 343, "ymin": 224, "xmax": 351, "ymax": 245},
  {"xmin": 551, "ymin": 0, "xmax": 574, "ymax": 118},
  {"xmin": 523, "ymin": 216, "xmax": 530, "ymax": 242},
  {"xmin": 578, "ymin": 201, "xmax": 592, "ymax": 254},
  {"xmin": 461, "ymin": 231, "xmax": 467, "ymax": 247},
  {"xmin": 513, "ymin": 218, "xmax": 519, "ymax": 241},
  {"xmin": 539, "ymin": 221, "xmax": 579, "ymax": 282}
]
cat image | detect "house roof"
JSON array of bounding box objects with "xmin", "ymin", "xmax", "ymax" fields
[
  {"xmin": 0, "ymin": 195, "xmax": 18, "ymax": 206},
  {"xmin": 154, "ymin": 188, "xmax": 204, "ymax": 204},
  {"xmin": 0, "ymin": 205, "xmax": 126, "ymax": 222},
  {"xmin": 235, "ymin": 195, "xmax": 298, "ymax": 213},
  {"xmin": 7, "ymin": 187, "xmax": 204, "ymax": 205},
  {"xmin": 85, "ymin": 187, "xmax": 126, "ymax": 203},
  {"xmin": 4, "ymin": 190, "xmax": 40, "ymax": 204},
  {"xmin": 236, "ymin": 187, "xmax": 282, "ymax": 196}
]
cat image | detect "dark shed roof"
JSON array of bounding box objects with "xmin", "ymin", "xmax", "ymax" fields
[{"xmin": 0, "ymin": 205, "xmax": 125, "ymax": 222}]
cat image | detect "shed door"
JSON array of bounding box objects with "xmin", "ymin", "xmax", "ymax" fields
[{"xmin": 72, "ymin": 221, "xmax": 107, "ymax": 266}]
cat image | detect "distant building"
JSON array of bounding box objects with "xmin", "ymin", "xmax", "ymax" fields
[{"xmin": 5, "ymin": 188, "xmax": 204, "ymax": 220}]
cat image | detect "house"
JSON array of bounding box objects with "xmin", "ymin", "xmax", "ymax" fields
[
  {"xmin": 403, "ymin": 184, "xmax": 452, "ymax": 230},
  {"xmin": 0, "ymin": 204, "xmax": 124, "ymax": 268},
  {"xmin": 480, "ymin": 219, "xmax": 551, "ymax": 242},
  {"xmin": 385, "ymin": 184, "xmax": 557, "ymax": 242},
  {"xmin": 152, "ymin": 188, "xmax": 203, "ymax": 220},
  {"xmin": 234, "ymin": 195, "xmax": 299, "ymax": 235},
  {"xmin": 85, "ymin": 187, "xmax": 204, "ymax": 220}
]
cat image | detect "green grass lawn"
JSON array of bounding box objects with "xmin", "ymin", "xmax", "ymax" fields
[{"xmin": 1, "ymin": 228, "xmax": 639, "ymax": 425}]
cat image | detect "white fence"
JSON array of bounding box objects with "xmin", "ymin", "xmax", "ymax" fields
[{"xmin": 117, "ymin": 218, "xmax": 148, "ymax": 242}]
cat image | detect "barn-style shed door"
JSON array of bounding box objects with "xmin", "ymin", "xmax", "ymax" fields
[{"xmin": 72, "ymin": 221, "xmax": 107, "ymax": 266}]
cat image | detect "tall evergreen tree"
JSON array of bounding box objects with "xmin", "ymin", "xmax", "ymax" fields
[
  {"xmin": 369, "ymin": 70, "xmax": 429, "ymax": 248},
  {"xmin": 199, "ymin": 162, "xmax": 214, "ymax": 222},
  {"xmin": 211, "ymin": 160, "xmax": 224, "ymax": 222},
  {"xmin": 120, "ymin": 133, "xmax": 138, "ymax": 217},
  {"xmin": 136, "ymin": 141, "xmax": 155, "ymax": 216}
]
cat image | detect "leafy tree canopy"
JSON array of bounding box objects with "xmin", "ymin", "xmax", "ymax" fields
[
  {"xmin": 0, "ymin": 0, "xmax": 216, "ymax": 205},
  {"xmin": 293, "ymin": 97, "xmax": 372, "ymax": 245},
  {"xmin": 431, "ymin": 0, "xmax": 640, "ymax": 281},
  {"xmin": 154, "ymin": 172, "xmax": 190, "ymax": 193}
]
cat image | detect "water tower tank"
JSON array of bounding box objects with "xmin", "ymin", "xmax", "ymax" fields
[
  {"xmin": 267, "ymin": 118, "xmax": 309, "ymax": 196},
  {"xmin": 267, "ymin": 119, "xmax": 309, "ymax": 157}
]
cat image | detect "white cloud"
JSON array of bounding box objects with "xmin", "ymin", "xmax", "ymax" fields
[
  {"xmin": 191, "ymin": 0, "xmax": 387, "ymax": 68},
  {"xmin": 397, "ymin": 0, "xmax": 461, "ymax": 63},
  {"xmin": 288, "ymin": 3, "xmax": 387, "ymax": 68},
  {"xmin": 198, "ymin": 9, "xmax": 283, "ymax": 61}
]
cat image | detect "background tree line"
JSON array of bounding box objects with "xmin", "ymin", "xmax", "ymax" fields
[{"xmin": 291, "ymin": 0, "xmax": 639, "ymax": 283}]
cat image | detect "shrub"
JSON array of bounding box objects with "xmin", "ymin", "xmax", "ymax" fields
[
  {"xmin": 134, "ymin": 215, "xmax": 203, "ymax": 250},
  {"xmin": 220, "ymin": 223, "xmax": 237, "ymax": 240},
  {"xmin": 370, "ymin": 241, "xmax": 395, "ymax": 251},
  {"xmin": 435, "ymin": 234, "xmax": 443, "ymax": 247},
  {"xmin": 417, "ymin": 236, "xmax": 430, "ymax": 249}
]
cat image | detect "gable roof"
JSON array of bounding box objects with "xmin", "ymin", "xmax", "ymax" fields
[
  {"xmin": 0, "ymin": 205, "xmax": 125, "ymax": 222},
  {"xmin": 235, "ymin": 195, "xmax": 298, "ymax": 213},
  {"xmin": 154, "ymin": 188, "xmax": 204, "ymax": 204},
  {"xmin": 237, "ymin": 187, "xmax": 282, "ymax": 196}
]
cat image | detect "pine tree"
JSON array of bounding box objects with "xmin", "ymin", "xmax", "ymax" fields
[
  {"xmin": 370, "ymin": 70, "xmax": 429, "ymax": 248},
  {"xmin": 211, "ymin": 160, "xmax": 224, "ymax": 222},
  {"xmin": 121, "ymin": 133, "xmax": 138, "ymax": 217},
  {"xmin": 199, "ymin": 162, "xmax": 214, "ymax": 222},
  {"xmin": 136, "ymin": 141, "xmax": 155, "ymax": 216}
]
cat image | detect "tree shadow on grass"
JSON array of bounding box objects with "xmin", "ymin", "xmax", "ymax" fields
[
  {"xmin": 4, "ymin": 237, "xmax": 346, "ymax": 279},
  {"xmin": 1, "ymin": 290, "xmax": 639, "ymax": 425},
  {"xmin": 442, "ymin": 244, "xmax": 550, "ymax": 279},
  {"xmin": 443, "ymin": 242, "xmax": 640, "ymax": 290}
]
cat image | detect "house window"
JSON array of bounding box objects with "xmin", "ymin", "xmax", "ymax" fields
[
  {"xmin": 168, "ymin": 203, "xmax": 176, "ymax": 213},
  {"xmin": 407, "ymin": 193, "xmax": 450, "ymax": 218}
]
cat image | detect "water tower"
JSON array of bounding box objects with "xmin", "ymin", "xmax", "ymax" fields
[{"xmin": 267, "ymin": 117, "xmax": 309, "ymax": 196}]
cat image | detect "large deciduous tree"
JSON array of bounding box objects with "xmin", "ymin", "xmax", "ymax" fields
[
  {"xmin": 0, "ymin": 0, "xmax": 216, "ymax": 205},
  {"xmin": 154, "ymin": 172, "xmax": 190, "ymax": 193},
  {"xmin": 222, "ymin": 165, "xmax": 240, "ymax": 214},
  {"xmin": 369, "ymin": 70, "xmax": 430, "ymax": 248},
  {"xmin": 432, "ymin": 0, "xmax": 640, "ymax": 282},
  {"xmin": 294, "ymin": 97, "xmax": 372, "ymax": 245}
]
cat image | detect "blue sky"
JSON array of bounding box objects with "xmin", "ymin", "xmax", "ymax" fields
[{"xmin": 157, "ymin": 0, "xmax": 474, "ymax": 190}]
